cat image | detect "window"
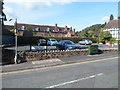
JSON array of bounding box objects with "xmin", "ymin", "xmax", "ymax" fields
[
  {"xmin": 46, "ymin": 27, "xmax": 50, "ymax": 32},
  {"xmin": 35, "ymin": 27, "xmax": 39, "ymax": 31},
  {"xmin": 21, "ymin": 26, "xmax": 25, "ymax": 30},
  {"xmin": 41, "ymin": 34, "xmax": 44, "ymax": 36},
  {"xmin": 59, "ymin": 41, "xmax": 63, "ymax": 44}
]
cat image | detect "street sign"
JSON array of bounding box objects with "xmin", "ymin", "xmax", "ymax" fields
[{"xmin": 15, "ymin": 33, "xmax": 19, "ymax": 36}]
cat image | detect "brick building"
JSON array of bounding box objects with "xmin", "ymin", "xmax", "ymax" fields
[{"xmin": 16, "ymin": 23, "xmax": 76, "ymax": 37}]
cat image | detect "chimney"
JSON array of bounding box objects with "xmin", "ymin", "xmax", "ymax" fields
[
  {"xmin": 55, "ymin": 23, "xmax": 57, "ymax": 27},
  {"xmin": 73, "ymin": 29, "xmax": 75, "ymax": 32},
  {"xmin": 65, "ymin": 25, "xmax": 67, "ymax": 31},
  {"xmin": 55, "ymin": 23, "xmax": 58, "ymax": 31},
  {"xmin": 70, "ymin": 27, "xmax": 72, "ymax": 31}
]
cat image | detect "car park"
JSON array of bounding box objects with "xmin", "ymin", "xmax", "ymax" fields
[
  {"xmin": 37, "ymin": 39, "xmax": 47, "ymax": 46},
  {"xmin": 56, "ymin": 40, "xmax": 81, "ymax": 50},
  {"xmin": 47, "ymin": 38, "xmax": 58, "ymax": 46},
  {"xmin": 78, "ymin": 39, "xmax": 92, "ymax": 45}
]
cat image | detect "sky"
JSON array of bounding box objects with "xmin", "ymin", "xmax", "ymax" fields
[{"xmin": 3, "ymin": 0, "xmax": 119, "ymax": 31}]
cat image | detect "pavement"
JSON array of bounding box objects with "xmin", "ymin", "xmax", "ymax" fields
[{"xmin": 1, "ymin": 51, "xmax": 118, "ymax": 73}]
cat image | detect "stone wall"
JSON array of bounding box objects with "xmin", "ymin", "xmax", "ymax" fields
[
  {"xmin": 22, "ymin": 48, "xmax": 117, "ymax": 62},
  {"xmin": 2, "ymin": 48, "xmax": 118, "ymax": 64},
  {"xmin": 2, "ymin": 48, "xmax": 15, "ymax": 64},
  {"xmin": 25, "ymin": 49, "xmax": 88, "ymax": 61}
]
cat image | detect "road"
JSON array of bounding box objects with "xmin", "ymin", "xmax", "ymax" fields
[{"xmin": 2, "ymin": 57, "xmax": 118, "ymax": 88}]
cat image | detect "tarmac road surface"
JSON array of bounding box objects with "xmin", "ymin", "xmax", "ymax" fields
[
  {"xmin": 5, "ymin": 44, "xmax": 118, "ymax": 51},
  {"xmin": 2, "ymin": 56, "xmax": 118, "ymax": 88}
]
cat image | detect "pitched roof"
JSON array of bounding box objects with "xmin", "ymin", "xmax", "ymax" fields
[
  {"xmin": 104, "ymin": 19, "xmax": 120, "ymax": 28},
  {"xmin": 17, "ymin": 23, "xmax": 66, "ymax": 29}
]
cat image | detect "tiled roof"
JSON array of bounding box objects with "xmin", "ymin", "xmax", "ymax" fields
[
  {"xmin": 17, "ymin": 23, "xmax": 65, "ymax": 29},
  {"xmin": 104, "ymin": 19, "xmax": 120, "ymax": 28}
]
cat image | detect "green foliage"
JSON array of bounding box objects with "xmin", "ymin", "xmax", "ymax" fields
[
  {"xmin": 17, "ymin": 36, "xmax": 82, "ymax": 45},
  {"xmin": 110, "ymin": 37, "xmax": 116, "ymax": 43},
  {"xmin": 23, "ymin": 26, "xmax": 34, "ymax": 36},
  {"xmin": 78, "ymin": 24, "xmax": 106, "ymax": 39},
  {"xmin": 45, "ymin": 37, "xmax": 82, "ymax": 43},
  {"xmin": 27, "ymin": 26, "xmax": 33, "ymax": 32},
  {"xmin": 99, "ymin": 31, "xmax": 112, "ymax": 43}
]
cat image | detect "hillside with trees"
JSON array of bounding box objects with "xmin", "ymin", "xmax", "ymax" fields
[
  {"xmin": 78, "ymin": 14, "xmax": 116, "ymax": 43},
  {"xmin": 78, "ymin": 23, "xmax": 106, "ymax": 38}
]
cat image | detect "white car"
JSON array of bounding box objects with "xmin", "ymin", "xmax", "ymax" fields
[{"xmin": 78, "ymin": 40, "xmax": 92, "ymax": 45}]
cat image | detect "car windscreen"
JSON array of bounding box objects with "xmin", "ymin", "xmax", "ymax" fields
[
  {"xmin": 51, "ymin": 39, "xmax": 56, "ymax": 41},
  {"xmin": 87, "ymin": 40, "xmax": 91, "ymax": 42},
  {"xmin": 40, "ymin": 39, "xmax": 46, "ymax": 41},
  {"xmin": 64, "ymin": 41, "xmax": 75, "ymax": 45}
]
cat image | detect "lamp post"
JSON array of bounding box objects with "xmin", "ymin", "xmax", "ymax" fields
[
  {"xmin": 14, "ymin": 18, "xmax": 18, "ymax": 64},
  {"xmin": 9, "ymin": 18, "xmax": 18, "ymax": 64}
]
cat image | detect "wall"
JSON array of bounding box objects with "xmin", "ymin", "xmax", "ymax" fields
[
  {"xmin": 2, "ymin": 48, "xmax": 118, "ymax": 64},
  {"xmin": 20, "ymin": 49, "xmax": 117, "ymax": 62},
  {"xmin": 25, "ymin": 50, "xmax": 88, "ymax": 61}
]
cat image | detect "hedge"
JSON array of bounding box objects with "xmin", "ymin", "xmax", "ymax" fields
[{"xmin": 17, "ymin": 36, "xmax": 97, "ymax": 45}]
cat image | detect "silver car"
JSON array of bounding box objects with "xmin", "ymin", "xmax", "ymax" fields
[{"xmin": 78, "ymin": 39, "xmax": 92, "ymax": 45}]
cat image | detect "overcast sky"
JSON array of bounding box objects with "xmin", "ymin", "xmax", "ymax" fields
[{"xmin": 4, "ymin": 0, "xmax": 118, "ymax": 31}]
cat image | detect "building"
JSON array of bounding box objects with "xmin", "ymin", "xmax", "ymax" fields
[
  {"xmin": 103, "ymin": 18, "xmax": 120, "ymax": 40},
  {"xmin": 16, "ymin": 23, "xmax": 76, "ymax": 37}
]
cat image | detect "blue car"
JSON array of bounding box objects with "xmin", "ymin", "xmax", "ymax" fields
[
  {"xmin": 47, "ymin": 38, "xmax": 58, "ymax": 46},
  {"xmin": 56, "ymin": 40, "xmax": 82, "ymax": 50},
  {"xmin": 37, "ymin": 39, "xmax": 47, "ymax": 46}
]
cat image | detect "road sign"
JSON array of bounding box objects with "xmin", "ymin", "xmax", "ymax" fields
[{"xmin": 15, "ymin": 33, "xmax": 19, "ymax": 36}]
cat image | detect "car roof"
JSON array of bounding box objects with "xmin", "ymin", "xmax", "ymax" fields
[
  {"xmin": 61, "ymin": 40, "xmax": 71, "ymax": 42},
  {"xmin": 49, "ymin": 38, "xmax": 56, "ymax": 40},
  {"xmin": 83, "ymin": 39, "xmax": 91, "ymax": 41},
  {"xmin": 39, "ymin": 39, "xmax": 46, "ymax": 40}
]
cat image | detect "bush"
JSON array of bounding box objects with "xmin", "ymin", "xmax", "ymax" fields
[
  {"xmin": 17, "ymin": 36, "xmax": 44, "ymax": 45},
  {"xmin": 17, "ymin": 36, "xmax": 82, "ymax": 45}
]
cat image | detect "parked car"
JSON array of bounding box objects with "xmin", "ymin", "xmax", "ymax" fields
[
  {"xmin": 47, "ymin": 38, "xmax": 58, "ymax": 46},
  {"xmin": 78, "ymin": 39, "xmax": 92, "ymax": 45},
  {"xmin": 56, "ymin": 40, "xmax": 81, "ymax": 50},
  {"xmin": 37, "ymin": 39, "xmax": 47, "ymax": 46}
]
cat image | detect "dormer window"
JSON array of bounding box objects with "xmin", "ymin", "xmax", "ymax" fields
[
  {"xmin": 35, "ymin": 27, "xmax": 39, "ymax": 31},
  {"xmin": 46, "ymin": 27, "xmax": 50, "ymax": 32},
  {"xmin": 21, "ymin": 26, "xmax": 25, "ymax": 30}
]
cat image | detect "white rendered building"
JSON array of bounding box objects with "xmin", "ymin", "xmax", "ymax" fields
[{"xmin": 103, "ymin": 19, "xmax": 120, "ymax": 40}]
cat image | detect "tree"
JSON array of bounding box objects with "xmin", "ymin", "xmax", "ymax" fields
[
  {"xmin": 99, "ymin": 31, "xmax": 112, "ymax": 44},
  {"xmin": 110, "ymin": 37, "xmax": 116, "ymax": 44},
  {"xmin": 0, "ymin": 0, "xmax": 7, "ymax": 25},
  {"xmin": 27, "ymin": 26, "xmax": 33, "ymax": 32},
  {"xmin": 110, "ymin": 14, "xmax": 114, "ymax": 21},
  {"xmin": 78, "ymin": 24, "xmax": 106, "ymax": 39},
  {"xmin": 23, "ymin": 26, "xmax": 33, "ymax": 36},
  {"xmin": 87, "ymin": 31, "xmax": 97, "ymax": 38}
]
